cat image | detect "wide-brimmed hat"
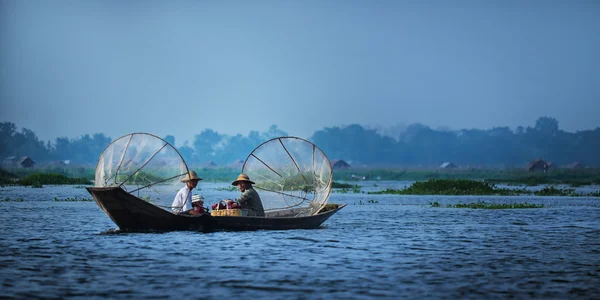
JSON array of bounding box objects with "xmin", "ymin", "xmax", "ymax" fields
[
  {"xmin": 181, "ymin": 170, "xmax": 203, "ymax": 182},
  {"xmin": 232, "ymin": 173, "xmax": 255, "ymax": 186},
  {"xmin": 191, "ymin": 194, "xmax": 204, "ymax": 203}
]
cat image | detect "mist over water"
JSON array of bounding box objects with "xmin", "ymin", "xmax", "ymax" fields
[{"xmin": 1, "ymin": 183, "xmax": 599, "ymax": 298}]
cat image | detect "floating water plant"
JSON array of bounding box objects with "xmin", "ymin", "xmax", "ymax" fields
[
  {"xmin": 534, "ymin": 186, "xmax": 578, "ymax": 197},
  {"xmin": 19, "ymin": 173, "xmax": 91, "ymax": 186},
  {"xmin": 369, "ymin": 179, "xmax": 527, "ymax": 196},
  {"xmin": 337, "ymin": 188, "xmax": 350, "ymax": 194},
  {"xmin": 333, "ymin": 183, "xmax": 360, "ymax": 194},
  {"xmin": 431, "ymin": 201, "xmax": 543, "ymax": 209},
  {"xmin": 333, "ymin": 168, "xmax": 600, "ymax": 186},
  {"xmin": 54, "ymin": 196, "xmax": 94, "ymax": 202},
  {"xmin": 30, "ymin": 182, "xmax": 43, "ymax": 188},
  {"xmin": 453, "ymin": 201, "xmax": 543, "ymax": 209},
  {"xmin": 216, "ymin": 186, "xmax": 237, "ymax": 191},
  {"xmin": 1, "ymin": 197, "xmax": 24, "ymax": 202},
  {"xmin": 332, "ymin": 181, "xmax": 353, "ymax": 189}
]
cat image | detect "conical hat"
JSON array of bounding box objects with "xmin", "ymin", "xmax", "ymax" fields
[
  {"xmin": 181, "ymin": 170, "xmax": 203, "ymax": 182},
  {"xmin": 231, "ymin": 173, "xmax": 255, "ymax": 186}
]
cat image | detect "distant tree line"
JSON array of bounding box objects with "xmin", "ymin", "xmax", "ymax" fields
[
  {"xmin": 311, "ymin": 117, "xmax": 600, "ymax": 168},
  {"xmin": 1, "ymin": 117, "xmax": 598, "ymax": 168},
  {"xmin": 0, "ymin": 122, "xmax": 111, "ymax": 165},
  {"xmin": 0, "ymin": 122, "xmax": 288, "ymax": 167}
]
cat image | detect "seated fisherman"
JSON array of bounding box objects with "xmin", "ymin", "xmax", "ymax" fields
[
  {"xmin": 227, "ymin": 174, "xmax": 265, "ymax": 217},
  {"xmin": 171, "ymin": 170, "xmax": 203, "ymax": 214}
]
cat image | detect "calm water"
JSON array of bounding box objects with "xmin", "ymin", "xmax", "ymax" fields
[{"xmin": 1, "ymin": 182, "xmax": 599, "ymax": 299}]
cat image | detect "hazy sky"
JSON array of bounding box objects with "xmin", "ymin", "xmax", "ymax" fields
[{"xmin": 1, "ymin": 0, "xmax": 599, "ymax": 146}]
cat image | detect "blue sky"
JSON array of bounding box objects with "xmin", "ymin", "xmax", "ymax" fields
[{"xmin": 1, "ymin": 0, "xmax": 599, "ymax": 146}]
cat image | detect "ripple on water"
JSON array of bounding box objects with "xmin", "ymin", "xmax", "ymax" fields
[{"xmin": 0, "ymin": 186, "xmax": 599, "ymax": 298}]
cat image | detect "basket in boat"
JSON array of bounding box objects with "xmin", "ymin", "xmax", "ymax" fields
[{"xmin": 211, "ymin": 201, "xmax": 242, "ymax": 217}]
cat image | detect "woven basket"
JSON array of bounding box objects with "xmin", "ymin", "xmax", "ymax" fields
[
  {"xmin": 211, "ymin": 201, "xmax": 242, "ymax": 217},
  {"xmin": 211, "ymin": 209, "xmax": 242, "ymax": 217}
]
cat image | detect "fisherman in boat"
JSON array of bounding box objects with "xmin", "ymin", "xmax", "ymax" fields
[
  {"xmin": 172, "ymin": 170, "xmax": 203, "ymax": 215},
  {"xmin": 227, "ymin": 173, "xmax": 265, "ymax": 217}
]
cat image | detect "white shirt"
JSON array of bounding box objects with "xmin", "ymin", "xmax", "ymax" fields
[{"xmin": 171, "ymin": 186, "xmax": 192, "ymax": 213}]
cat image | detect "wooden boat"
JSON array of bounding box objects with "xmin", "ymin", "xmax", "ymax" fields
[
  {"xmin": 88, "ymin": 133, "xmax": 344, "ymax": 232},
  {"xmin": 87, "ymin": 186, "xmax": 346, "ymax": 232}
]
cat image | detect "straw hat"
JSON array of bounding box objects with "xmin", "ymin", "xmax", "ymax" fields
[
  {"xmin": 191, "ymin": 194, "xmax": 204, "ymax": 203},
  {"xmin": 181, "ymin": 170, "xmax": 203, "ymax": 182},
  {"xmin": 231, "ymin": 173, "xmax": 255, "ymax": 186}
]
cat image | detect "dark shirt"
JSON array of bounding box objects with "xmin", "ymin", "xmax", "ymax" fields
[{"xmin": 236, "ymin": 187, "xmax": 265, "ymax": 217}]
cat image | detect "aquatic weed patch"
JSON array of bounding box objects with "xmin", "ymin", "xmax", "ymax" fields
[
  {"xmin": 588, "ymin": 190, "xmax": 600, "ymax": 197},
  {"xmin": 216, "ymin": 186, "xmax": 237, "ymax": 191},
  {"xmin": 369, "ymin": 179, "xmax": 527, "ymax": 196},
  {"xmin": 1, "ymin": 197, "xmax": 24, "ymax": 202},
  {"xmin": 332, "ymin": 181, "xmax": 353, "ymax": 189},
  {"xmin": 430, "ymin": 201, "xmax": 543, "ymax": 209},
  {"xmin": 533, "ymin": 186, "xmax": 579, "ymax": 197},
  {"xmin": 334, "ymin": 184, "xmax": 361, "ymax": 193},
  {"xmin": 19, "ymin": 173, "xmax": 91, "ymax": 186},
  {"xmin": 453, "ymin": 201, "xmax": 542, "ymax": 209},
  {"xmin": 54, "ymin": 196, "xmax": 94, "ymax": 202},
  {"xmin": 0, "ymin": 168, "xmax": 18, "ymax": 185},
  {"xmin": 333, "ymin": 168, "xmax": 600, "ymax": 186}
]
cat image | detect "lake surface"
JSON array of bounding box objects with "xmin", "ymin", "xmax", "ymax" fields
[{"xmin": 1, "ymin": 182, "xmax": 599, "ymax": 299}]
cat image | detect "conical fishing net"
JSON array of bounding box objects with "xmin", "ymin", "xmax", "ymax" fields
[
  {"xmin": 242, "ymin": 137, "xmax": 333, "ymax": 216},
  {"xmin": 94, "ymin": 133, "xmax": 189, "ymax": 209}
]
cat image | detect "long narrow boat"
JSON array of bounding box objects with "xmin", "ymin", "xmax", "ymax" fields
[
  {"xmin": 88, "ymin": 133, "xmax": 345, "ymax": 232},
  {"xmin": 87, "ymin": 186, "xmax": 346, "ymax": 232}
]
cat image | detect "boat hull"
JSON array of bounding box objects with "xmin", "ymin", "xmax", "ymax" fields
[{"xmin": 86, "ymin": 187, "xmax": 345, "ymax": 232}]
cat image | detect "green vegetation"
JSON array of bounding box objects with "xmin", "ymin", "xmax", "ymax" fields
[
  {"xmin": 335, "ymin": 184, "xmax": 361, "ymax": 194},
  {"xmin": 0, "ymin": 169, "xmax": 92, "ymax": 187},
  {"xmin": 216, "ymin": 186, "xmax": 237, "ymax": 191},
  {"xmin": 54, "ymin": 196, "xmax": 93, "ymax": 202},
  {"xmin": 533, "ymin": 186, "xmax": 578, "ymax": 197},
  {"xmin": 332, "ymin": 181, "xmax": 353, "ymax": 188},
  {"xmin": 2, "ymin": 197, "xmax": 24, "ymax": 202},
  {"xmin": 0, "ymin": 169, "xmax": 18, "ymax": 186},
  {"xmin": 430, "ymin": 201, "xmax": 543, "ymax": 209},
  {"xmin": 368, "ymin": 179, "xmax": 600, "ymax": 197},
  {"xmin": 3, "ymin": 166, "xmax": 95, "ymax": 181},
  {"xmin": 334, "ymin": 168, "xmax": 600, "ymax": 187},
  {"xmin": 332, "ymin": 181, "xmax": 361, "ymax": 193},
  {"xmin": 19, "ymin": 173, "xmax": 91, "ymax": 187},
  {"xmin": 368, "ymin": 179, "xmax": 527, "ymax": 196},
  {"xmin": 485, "ymin": 172, "xmax": 600, "ymax": 187}
]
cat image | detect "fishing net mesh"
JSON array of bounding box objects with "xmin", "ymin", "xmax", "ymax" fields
[
  {"xmin": 242, "ymin": 137, "xmax": 333, "ymax": 216},
  {"xmin": 94, "ymin": 133, "xmax": 189, "ymax": 209}
]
